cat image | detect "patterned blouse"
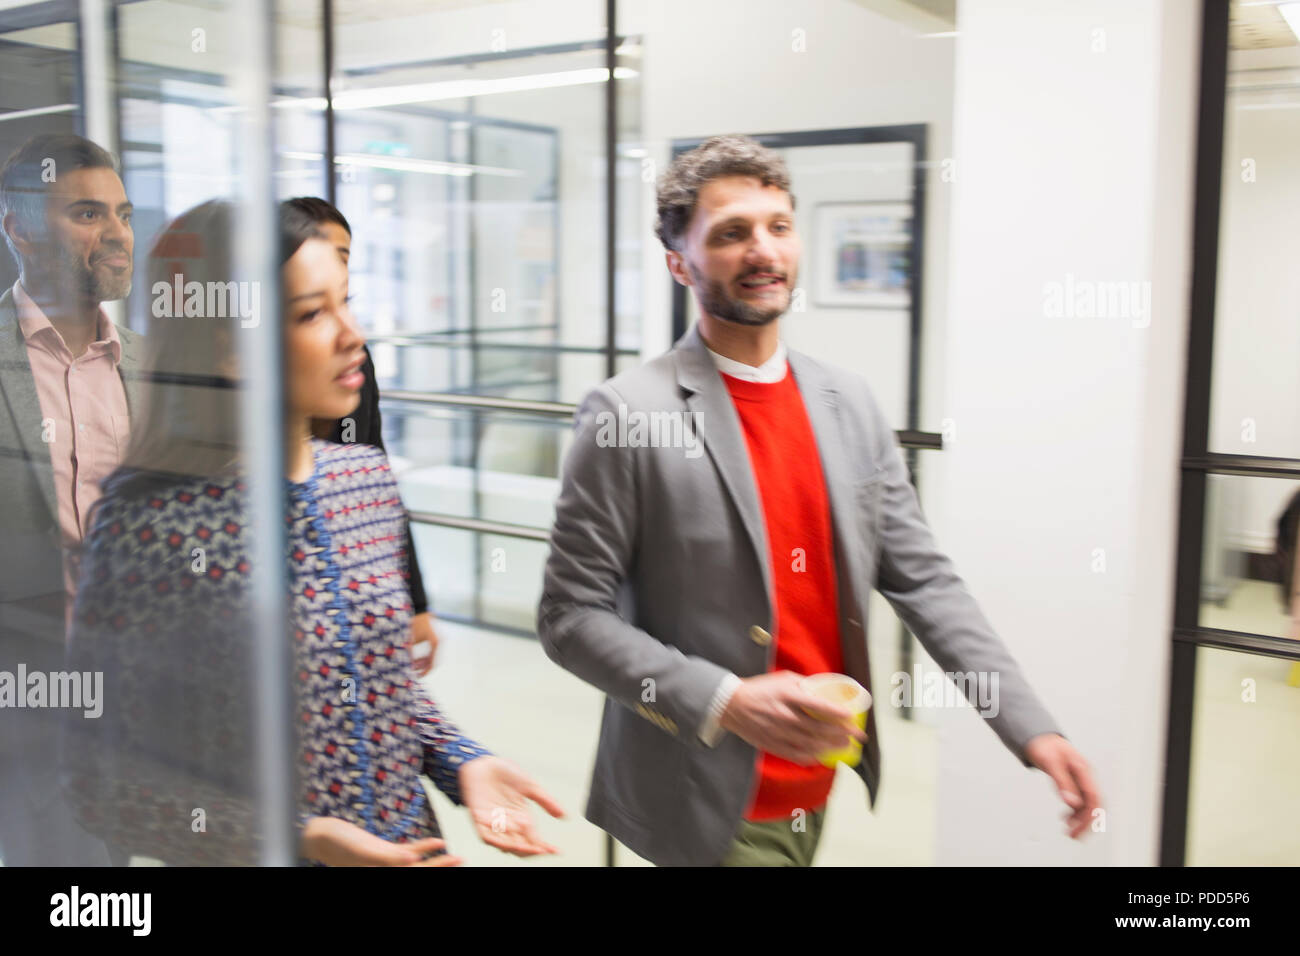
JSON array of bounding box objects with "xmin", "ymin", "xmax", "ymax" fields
[{"xmin": 64, "ymin": 439, "xmax": 490, "ymax": 865}]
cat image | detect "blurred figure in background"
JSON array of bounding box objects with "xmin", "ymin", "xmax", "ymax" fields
[
  {"xmin": 285, "ymin": 196, "xmax": 439, "ymax": 676},
  {"xmin": 0, "ymin": 133, "xmax": 138, "ymax": 866},
  {"xmin": 1275, "ymin": 490, "xmax": 1300, "ymax": 685},
  {"xmin": 64, "ymin": 199, "xmax": 562, "ymax": 865}
]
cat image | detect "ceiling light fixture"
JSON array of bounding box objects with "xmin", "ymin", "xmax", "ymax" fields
[
  {"xmin": 274, "ymin": 66, "xmax": 639, "ymax": 113},
  {"xmin": 280, "ymin": 150, "xmax": 522, "ymax": 178}
]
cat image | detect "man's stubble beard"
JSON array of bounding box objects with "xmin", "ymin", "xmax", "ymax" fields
[
  {"xmin": 689, "ymin": 262, "xmax": 795, "ymax": 328},
  {"xmin": 53, "ymin": 241, "xmax": 132, "ymax": 302}
]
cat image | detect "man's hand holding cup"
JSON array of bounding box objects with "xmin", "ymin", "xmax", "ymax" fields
[{"xmin": 720, "ymin": 670, "xmax": 870, "ymax": 766}]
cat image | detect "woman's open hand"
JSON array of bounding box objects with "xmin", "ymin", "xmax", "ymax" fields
[{"xmin": 300, "ymin": 816, "xmax": 463, "ymax": 867}]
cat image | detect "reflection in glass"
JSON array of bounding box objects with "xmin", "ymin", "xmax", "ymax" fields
[
  {"xmin": 1186, "ymin": 646, "xmax": 1300, "ymax": 865},
  {"xmin": 1199, "ymin": 476, "xmax": 1300, "ymax": 640}
]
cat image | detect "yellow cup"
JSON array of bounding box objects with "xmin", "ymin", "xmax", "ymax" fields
[{"xmin": 800, "ymin": 673, "xmax": 871, "ymax": 769}]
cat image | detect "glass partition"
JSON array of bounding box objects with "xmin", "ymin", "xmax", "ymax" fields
[
  {"xmin": 0, "ymin": 0, "xmax": 292, "ymax": 866},
  {"xmin": 1172, "ymin": 2, "xmax": 1300, "ymax": 867},
  {"xmin": 1, "ymin": 0, "xmax": 961, "ymax": 869}
]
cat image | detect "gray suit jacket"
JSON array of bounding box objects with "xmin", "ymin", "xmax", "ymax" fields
[
  {"xmin": 537, "ymin": 324, "xmax": 1064, "ymax": 867},
  {"xmin": 0, "ymin": 286, "xmax": 142, "ymax": 863}
]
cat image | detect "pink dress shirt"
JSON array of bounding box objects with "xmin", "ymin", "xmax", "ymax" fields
[{"xmin": 13, "ymin": 281, "xmax": 131, "ymax": 593}]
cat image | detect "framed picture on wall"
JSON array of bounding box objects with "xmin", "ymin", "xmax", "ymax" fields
[{"xmin": 811, "ymin": 200, "xmax": 912, "ymax": 308}]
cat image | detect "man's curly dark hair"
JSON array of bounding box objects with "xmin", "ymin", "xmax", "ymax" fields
[{"xmin": 654, "ymin": 134, "xmax": 794, "ymax": 252}]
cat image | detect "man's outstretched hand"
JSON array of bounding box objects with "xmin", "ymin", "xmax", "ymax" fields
[{"xmin": 1024, "ymin": 733, "xmax": 1104, "ymax": 839}]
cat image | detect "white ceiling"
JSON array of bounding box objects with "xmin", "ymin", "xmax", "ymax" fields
[{"xmin": 1230, "ymin": 0, "xmax": 1300, "ymax": 50}]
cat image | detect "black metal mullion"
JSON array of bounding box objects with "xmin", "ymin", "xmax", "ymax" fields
[
  {"xmin": 1183, "ymin": 453, "xmax": 1300, "ymax": 479},
  {"xmin": 898, "ymin": 125, "xmax": 928, "ymax": 720},
  {"xmin": 72, "ymin": 12, "xmax": 84, "ymax": 136},
  {"xmin": 0, "ymin": 0, "xmax": 81, "ymax": 32},
  {"xmin": 602, "ymin": 0, "xmax": 618, "ymax": 872},
  {"xmin": 1160, "ymin": 0, "xmax": 1230, "ymax": 869},
  {"xmin": 550, "ymin": 119, "xmax": 562, "ymax": 401},
  {"xmin": 467, "ymin": 98, "xmax": 484, "ymax": 628},
  {"xmin": 323, "ymin": 0, "xmax": 335, "ymax": 206},
  {"xmin": 109, "ymin": 0, "xmax": 122, "ymax": 158},
  {"xmin": 603, "ymin": 0, "xmax": 617, "ymax": 380},
  {"xmin": 907, "ymin": 127, "xmax": 927, "ymax": 437},
  {"xmin": 1174, "ymin": 625, "xmax": 1300, "ymax": 661}
]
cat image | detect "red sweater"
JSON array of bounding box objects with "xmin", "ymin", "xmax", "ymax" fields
[{"xmin": 722, "ymin": 368, "xmax": 844, "ymax": 822}]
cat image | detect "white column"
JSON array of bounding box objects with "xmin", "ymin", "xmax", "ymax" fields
[{"xmin": 932, "ymin": 0, "xmax": 1201, "ymax": 865}]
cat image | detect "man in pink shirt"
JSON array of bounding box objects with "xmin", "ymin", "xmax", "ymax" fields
[{"xmin": 0, "ymin": 133, "xmax": 142, "ymax": 865}]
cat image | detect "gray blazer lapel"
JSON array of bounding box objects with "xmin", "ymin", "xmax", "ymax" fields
[
  {"xmin": 0, "ymin": 289, "xmax": 60, "ymax": 524},
  {"xmin": 672, "ymin": 324, "xmax": 774, "ymax": 610}
]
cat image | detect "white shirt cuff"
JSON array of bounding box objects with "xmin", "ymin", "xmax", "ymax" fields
[{"xmin": 698, "ymin": 673, "xmax": 742, "ymax": 747}]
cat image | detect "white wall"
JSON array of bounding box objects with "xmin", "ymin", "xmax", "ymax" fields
[{"xmin": 935, "ymin": 0, "xmax": 1199, "ymax": 865}]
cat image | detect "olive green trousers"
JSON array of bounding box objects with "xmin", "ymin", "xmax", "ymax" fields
[{"xmin": 716, "ymin": 807, "xmax": 827, "ymax": 867}]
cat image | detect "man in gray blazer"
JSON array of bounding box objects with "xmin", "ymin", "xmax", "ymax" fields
[
  {"xmin": 537, "ymin": 135, "xmax": 1102, "ymax": 866},
  {"xmin": 0, "ymin": 134, "xmax": 142, "ymax": 865}
]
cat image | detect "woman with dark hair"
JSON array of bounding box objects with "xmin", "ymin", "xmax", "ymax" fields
[
  {"xmin": 64, "ymin": 200, "xmax": 562, "ymax": 865},
  {"xmin": 281, "ymin": 195, "xmax": 438, "ymax": 677}
]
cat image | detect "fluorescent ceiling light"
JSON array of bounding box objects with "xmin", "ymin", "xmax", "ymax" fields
[
  {"xmin": 0, "ymin": 103, "xmax": 76, "ymax": 123},
  {"xmin": 281, "ymin": 150, "xmax": 522, "ymax": 178},
  {"xmin": 1280, "ymin": 2, "xmax": 1300, "ymax": 41},
  {"xmin": 273, "ymin": 66, "xmax": 638, "ymax": 112}
]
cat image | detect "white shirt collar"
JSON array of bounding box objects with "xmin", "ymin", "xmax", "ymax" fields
[{"xmin": 705, "ymin": 339, "xmax": 789, "ymax": 384}]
